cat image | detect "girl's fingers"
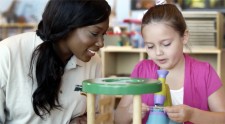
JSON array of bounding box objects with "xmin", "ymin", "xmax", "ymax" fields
[
  {"xmin": 164, "ymin": 106, "xmax": 179, "ymax": 113},
  {"xmin": 167, "ymin": 112, "xmax": 179, "ymax": 118},
  {"xmin": 142, "ymin": 103, "xmax": 150, "ymax": 112}
]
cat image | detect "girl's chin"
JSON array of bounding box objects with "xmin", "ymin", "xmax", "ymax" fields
[{"xmin": 157, "ymin": 64, "xmax": 172, "ymax": 70}]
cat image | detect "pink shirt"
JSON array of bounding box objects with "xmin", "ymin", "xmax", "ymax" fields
[{"xmin": 131, "ymin": 54, "xmax": 222, "ymax": 124}]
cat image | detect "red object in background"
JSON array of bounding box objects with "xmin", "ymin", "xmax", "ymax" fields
[
  {"xmin": 106, "ymin": 31, "xmax": 122, "ymax": 35},
  {"xmin": 123, "ymin": 19, "xmax": 141, "ymax": 24},
  {"xmin": 107, "ymin": 31, "xmax": 139, "ymax": 36}
]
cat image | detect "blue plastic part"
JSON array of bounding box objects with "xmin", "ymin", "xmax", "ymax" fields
[{"xmin": 157, "ymin": 70, "xmax": 169, "ymax": 78}]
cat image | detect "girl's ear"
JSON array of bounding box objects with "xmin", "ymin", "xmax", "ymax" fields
[{"xmin": 182, "ymin": 30, "xmax": 189, "ymax": 45}]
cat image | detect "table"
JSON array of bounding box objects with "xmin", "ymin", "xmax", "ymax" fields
[{"xmin": 82, "ymin": 77, "xmax": 161, "ymax": 124}]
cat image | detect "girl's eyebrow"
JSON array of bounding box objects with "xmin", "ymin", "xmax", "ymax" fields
[
  {"xmin": 144, "ymin": 42, "xmax": 153, "ymax": 44},
  {"xmin": 144, "ymin": 38, "xmax": 171, "ymax": 44}
]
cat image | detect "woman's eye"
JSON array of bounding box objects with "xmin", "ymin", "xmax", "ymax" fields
[{"xmin": 90, "ymin": 32, "xmax": 98, "ymax": 37}]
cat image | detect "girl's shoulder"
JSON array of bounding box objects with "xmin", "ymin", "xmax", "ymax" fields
[
  {"xmin": 185, "ymin": 54, "xmax": 212, "ymax": 71},
  {"xmin": 131, "ymin": 59, "xmax": 158, "ymax": 78},
  {"xmin": 185, "ymin": 54, "xmax": 218, "ymax": 82},
  {"xmin": 135, "ymin": 59, "xmax": 157, "ymax": 68}
]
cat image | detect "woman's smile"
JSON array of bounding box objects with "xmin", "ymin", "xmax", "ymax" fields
[{"xmin": 87, "ymin": 49, "xmax": 97, "ymax": 57}]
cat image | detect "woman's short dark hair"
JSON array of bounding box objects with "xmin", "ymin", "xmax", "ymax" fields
[{"xmin": 29, "ymin": 0, "xmax": 111, "ymax": 118}]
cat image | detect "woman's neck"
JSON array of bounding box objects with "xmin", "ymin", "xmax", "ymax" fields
[{"xmin": 54, "ymin": 41, "xmax": 73, "ymax": 64}]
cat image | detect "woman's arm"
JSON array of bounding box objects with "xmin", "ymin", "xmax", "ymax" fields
[
  {"xmin": 165, "ymin": 87, "xmax": 225, "ymax": 124},
  {"xmin": 0, "ymin": 89, "xmax": 6, "ymax": 123},
  {"xmin": 0, "ymin": 43, "xmax": 10, "ymax": 123},
  {"xmin": 114, "ymin": 95, "xmax": 133, "ymax": 124}
]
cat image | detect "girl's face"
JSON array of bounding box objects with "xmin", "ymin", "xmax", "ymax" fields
[
  {"xmin": 142, "ymin": 22, "xmax": 188, "ymax": 70},
  {"xmin": 62, "ymin": 19, "xmax": 109, "ymax": 62}
]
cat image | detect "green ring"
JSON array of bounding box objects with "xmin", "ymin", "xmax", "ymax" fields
[{"xmin": 82, "ymin": 77, "xmax": 161, "ymax": 95}]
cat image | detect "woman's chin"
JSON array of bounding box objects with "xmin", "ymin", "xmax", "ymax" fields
[{"xmin": 80, "ymin": 56, "xmax": 91, "ymax": 62}]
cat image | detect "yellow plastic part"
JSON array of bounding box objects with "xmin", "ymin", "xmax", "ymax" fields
[{"xmin": 156, "ymin": 77, "xmax": 172, "ymax": 106}]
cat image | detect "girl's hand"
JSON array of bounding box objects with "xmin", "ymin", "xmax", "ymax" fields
[
  {"xmin": 164, "ymin": 104, "xmax": 194, "ymax": 123},
  {"xmin": 128, "ymin": 103, "xmax": 150, "ymax": 118}
]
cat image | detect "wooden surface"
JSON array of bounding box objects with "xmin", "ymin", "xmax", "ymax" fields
[
  {"xmin": 87, "ymin": 93, "xmax": 95, "ymax": 124},
  {"xmin": 96, "ymin": 95, "xmax": 115, "ymax": 124},
  {"xmin": 133, "ymin": 95, "xmax": 142, "ymax": 124},
  {"xmin": 0, "ymin": 23, "xmax": 37, "ymax": 40}
]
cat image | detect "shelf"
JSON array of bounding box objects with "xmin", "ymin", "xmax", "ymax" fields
[
  {"xmin": 182, "ymin": 11, "xmax": 224, "ymax": 48},
  {"xmin": 101, "ymin": 46, "xmax": 225, "ymax": 83},
  {"xmin": 184, "ymin": 47, "xmax": 221, "ymax": 54},
  {"xmin": 103, "ymin": 46, "xmax": 221, "ymax": 54},
  {"xmin": 0, "ymin": 23, "xmax": 37, "ymax": 40},
  {"xmin": 0, "ymin": 23, "xmax": 37, "ymax": 27},
  {"xmin": 101, "ymin": 46, "xmax": 145, "ymax": 53}
]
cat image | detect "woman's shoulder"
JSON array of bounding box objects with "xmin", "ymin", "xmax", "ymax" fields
[{"xmin": 0, "ymin": 32, "xmax": 37, "ymax": 48}]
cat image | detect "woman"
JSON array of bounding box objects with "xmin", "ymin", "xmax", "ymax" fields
[{"xmin": 0, "ymin": 0, "xmax": 111, "ymax": 123}]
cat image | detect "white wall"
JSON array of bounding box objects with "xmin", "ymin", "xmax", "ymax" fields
[{"xmin": 107, "ymin": 0, "xmax": 146, "ymax": 22}]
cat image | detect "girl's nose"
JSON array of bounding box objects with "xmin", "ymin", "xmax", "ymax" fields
[{"xmin": 156, "ymin": 47, "xmax": 163, "ymax": 56}]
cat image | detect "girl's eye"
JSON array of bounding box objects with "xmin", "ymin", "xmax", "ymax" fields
[
  {"xmin": 164, "ymin": 43, "xmax": 171, "ymax": 46},
  {"xmin": 146, "ymin": 45, "xmax": 154, "ymax": 49}
]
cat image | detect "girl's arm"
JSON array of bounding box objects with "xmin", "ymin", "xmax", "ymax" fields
[
  {"xmin": 165, "ymin": 87, "xmax": 225, "ymax": 124},
  {"xmin": 114, "ymin": 95, "xmax": 133, "ymax": 124},
  {"xmin": 190, "ymin": 86, "xmax": 225, "ymax": 124}
]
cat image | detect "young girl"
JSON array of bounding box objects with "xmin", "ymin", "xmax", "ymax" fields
[{"xmin": 115, "ymin": 4, "xmax": 225, "ymax": 124}]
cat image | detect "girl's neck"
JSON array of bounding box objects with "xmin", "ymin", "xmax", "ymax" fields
[
  {"xmin": 168, "ymin": 54, "xmax": 185, "ymax": 74},
  {"xmin": 162, "ymin": 54, "xmax": 186, "ymax": 90}
]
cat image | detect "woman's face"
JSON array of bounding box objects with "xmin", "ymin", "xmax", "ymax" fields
[
  {"xmin": 142, "ymin": 22, "xmax": 188, "ymax": 70},
  {"xmin": 63, "ymin": 19, "xmax": 109, "ymax": 62}
]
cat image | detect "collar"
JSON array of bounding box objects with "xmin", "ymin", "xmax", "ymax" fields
[{"xmin": 65, "ymin": 55, "xmax": 85, "ymax": 71}]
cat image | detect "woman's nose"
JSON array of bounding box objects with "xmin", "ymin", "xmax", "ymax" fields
[{"xmin": 95, "ymin": 36, "xmax": 104, "ymax": 48}]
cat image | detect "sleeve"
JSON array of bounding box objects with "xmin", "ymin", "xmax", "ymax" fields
[
  {"xmin": 206, "ymin": 63, "xmax": 223, "ymax": 97},
  {"xmin": 130, "ymin": 61, "xmax": 144, "ymax": 78},
  {"xmin": 0, "ymin": 43, "xmax": 10, "ymax": 123},
  {"xmin": 130, "ymin": 60, "xmax": 158, "ymax": 79}
]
